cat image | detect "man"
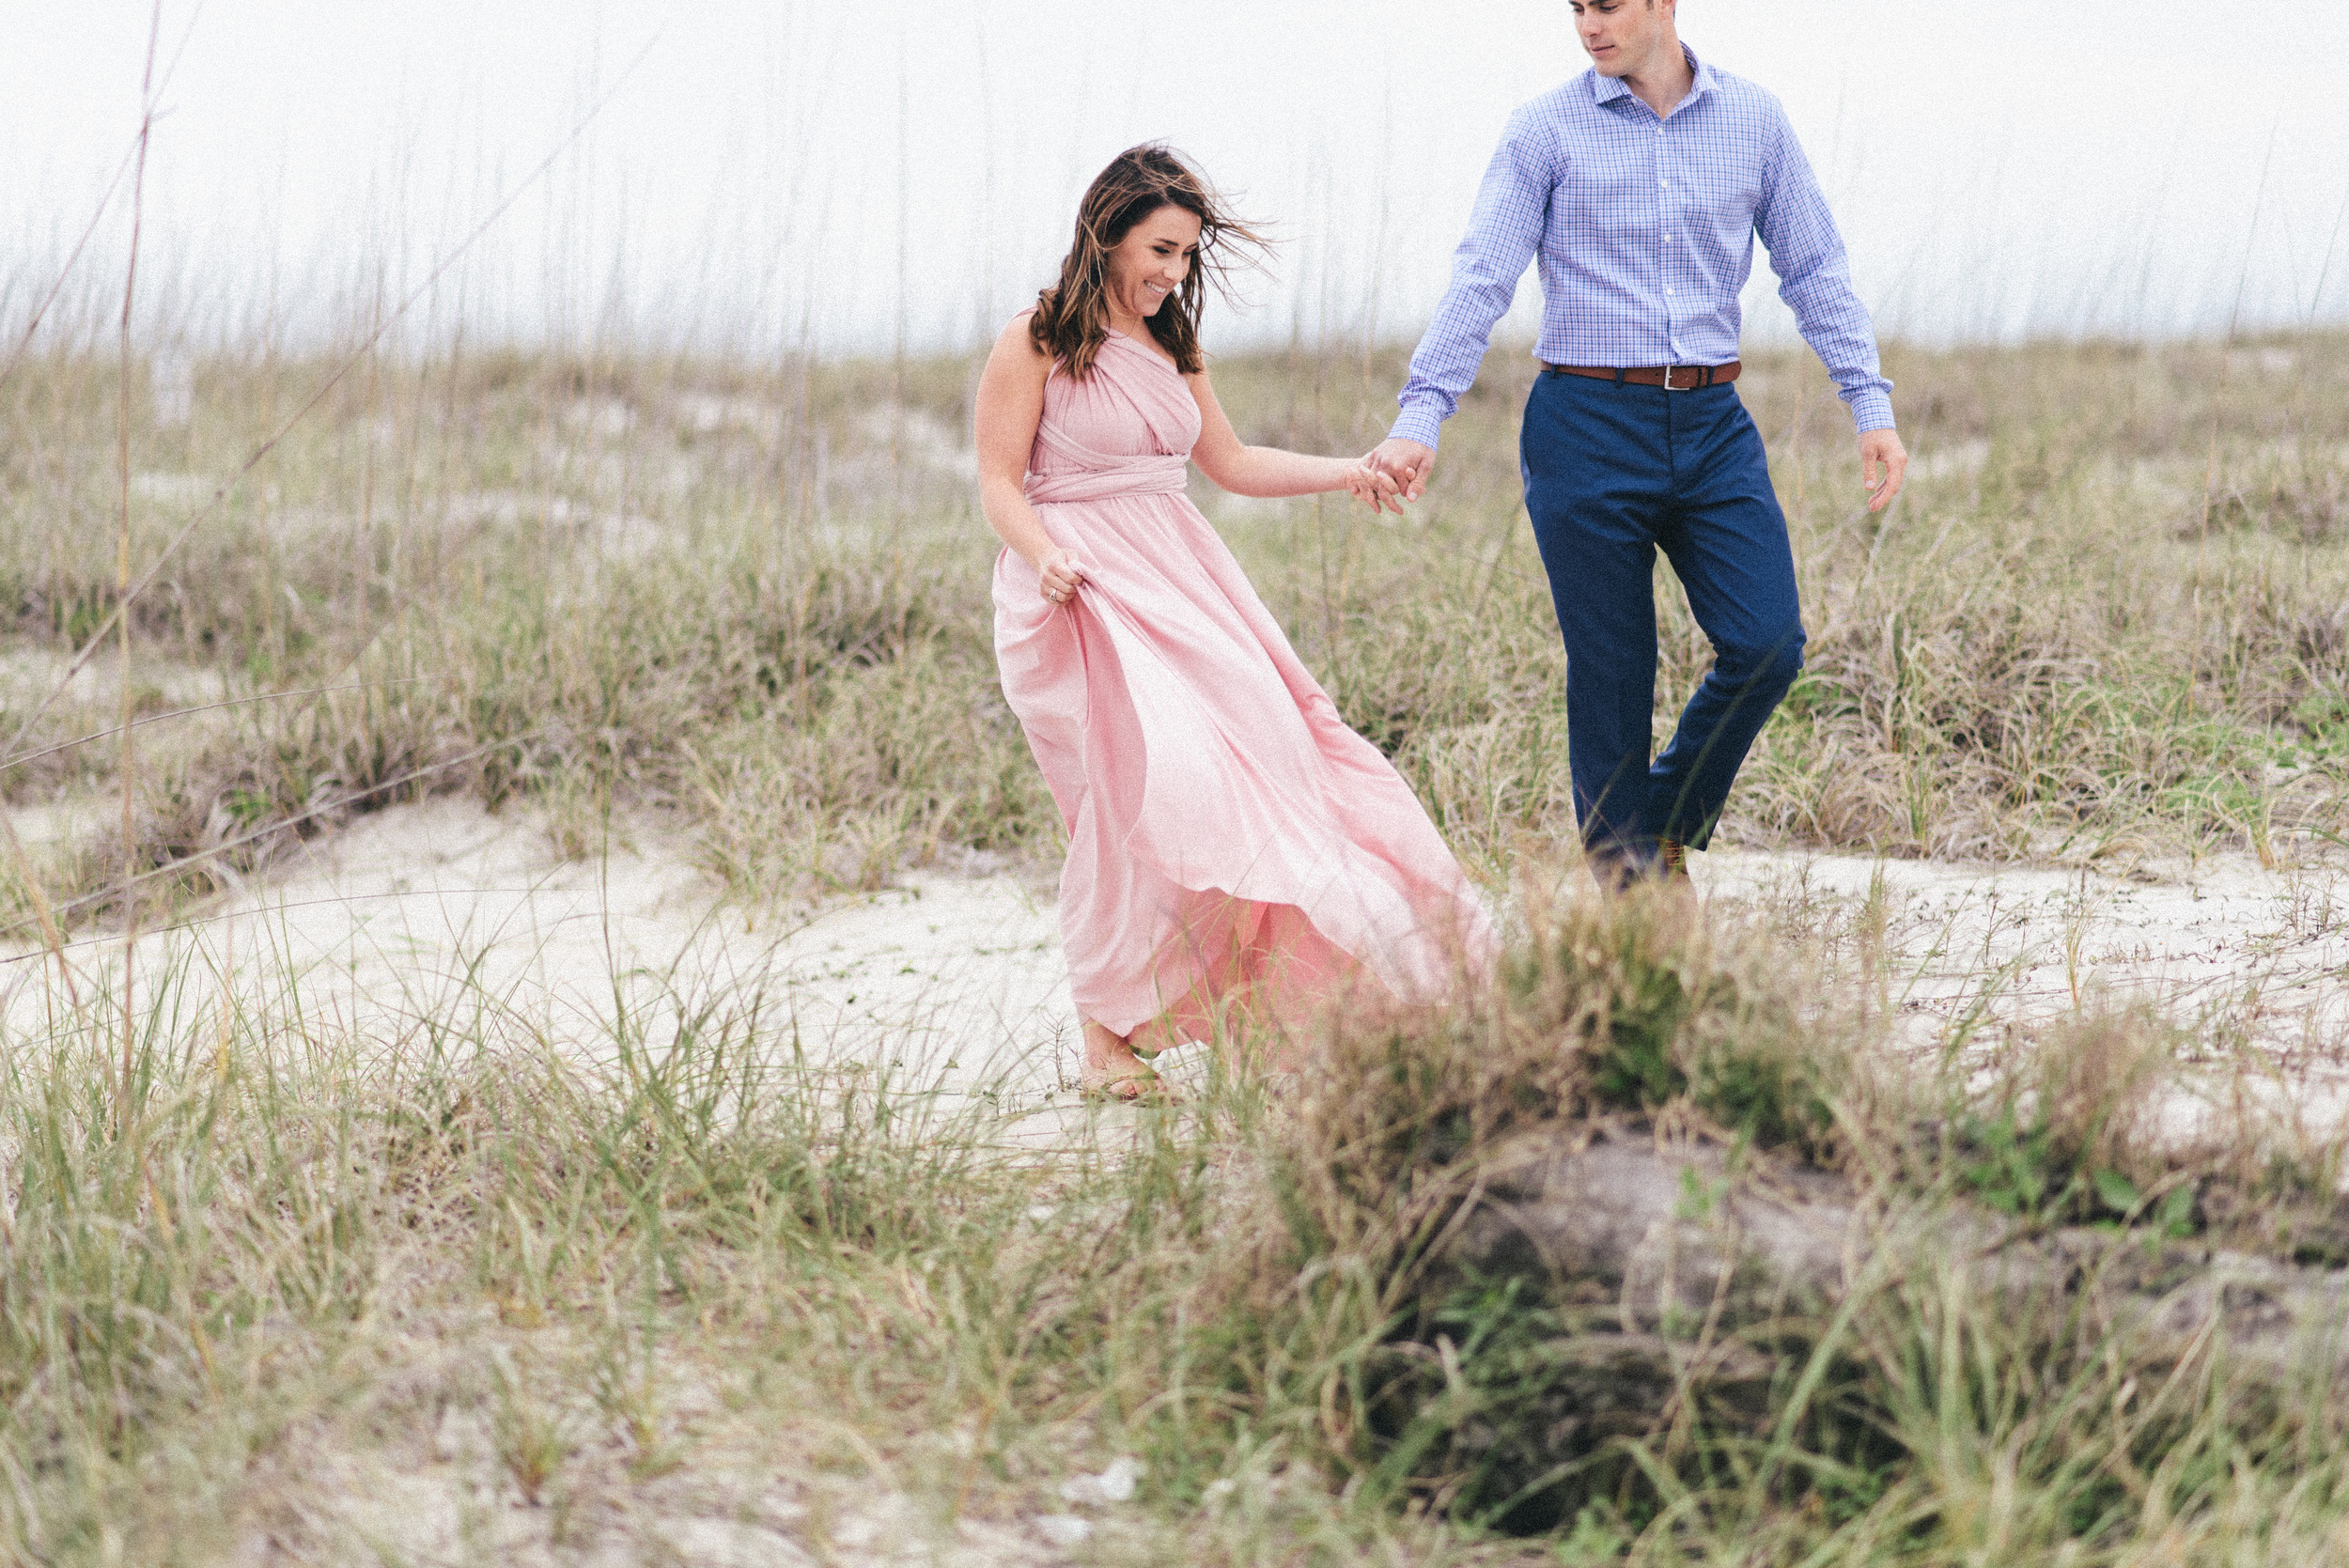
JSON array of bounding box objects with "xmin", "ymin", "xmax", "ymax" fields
[{"xmin": 1368, "ymin": 0, "xmax": 1906, "ymax": 883}]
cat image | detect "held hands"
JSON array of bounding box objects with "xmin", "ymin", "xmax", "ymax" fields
[
  {"xmin": 1861, "ymin": 428, "xmax": 1908, "ymax": 513},
  {"xmin": 1364, "ymin": 438, "xmax": 1437, "ymax": 506},
  {"xmin": 1035, "ymin": 546, "xmax": 1086, "ymax": 607},
  {"xmin": 1345, "ymin": 458, "xmax": 1409, "ymax": 515}
]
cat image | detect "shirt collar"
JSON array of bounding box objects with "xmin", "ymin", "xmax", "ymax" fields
[{"xmin": 1590, "ymin": 43, "xmax": 1717, "ymax": 113}]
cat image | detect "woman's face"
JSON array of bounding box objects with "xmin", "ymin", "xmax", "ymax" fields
[{"xmin": 1104, "ymin": 204, "xmax": 1203, "ymax": 322}]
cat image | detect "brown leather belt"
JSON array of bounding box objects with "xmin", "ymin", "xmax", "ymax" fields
[{"xmin": 1543, "ymin": 361, "xmax": 1741, "ymax": 390}]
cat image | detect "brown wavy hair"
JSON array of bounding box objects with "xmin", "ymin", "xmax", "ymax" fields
[{"xmin": 1029, "ymin": 143, "xmax": 1266, "ymax": 380}]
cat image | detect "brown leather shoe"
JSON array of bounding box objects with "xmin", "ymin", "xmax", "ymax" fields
[{"xmin": 1657, "ymin": 838, "xmax": 1690, "ymax": 881}]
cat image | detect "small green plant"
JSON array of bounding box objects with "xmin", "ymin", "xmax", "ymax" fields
[
  {"xmin": 490, "ymin": 1357, "xmax": 571, "ymax": 1507},
  {"xmin": 1950, "ymin": 1006, "xmax": 2193, "ymax": 1231},
  {"xmin": 1554, "ymin": 1506, "xmax": 1628, "ymax": 1562}
]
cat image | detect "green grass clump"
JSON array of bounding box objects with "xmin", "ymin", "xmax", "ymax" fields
[
  {"xmin": 1173, "ymin": 890, "xmax": 2349, "ymax": 1556},
  {"xmin": 0, "ymin": 955, "xmax": 1034, "ymax": 1562},
  {"xmin": 1222, "ymin": 890, "xmax": 1858, "ymax": 1535},
  {"xmin": 1286, "ymin": 889, "xmax": 1846, "ymax": 1237},
  {"xmin": 1943, "ymin": 1006, "xmax": 2196, "ymax": 1229}
]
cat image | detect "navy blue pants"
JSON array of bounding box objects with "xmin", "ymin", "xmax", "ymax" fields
[{"xmin": 1519, "ymin": 370, "xmax": 1804, "ymax": 868}]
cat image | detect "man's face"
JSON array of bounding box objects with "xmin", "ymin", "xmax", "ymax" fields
[{"xmin": 1570, "ymin": 0, "xmax": 1672, "ymax": 78}]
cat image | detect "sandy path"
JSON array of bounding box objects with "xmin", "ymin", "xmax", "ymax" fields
[
  {"xmin": 2, "ymin": 800, "xmax": 1100, "ymax": 1133},
  {"xmin": 1704, "ymin": 843, "xmax": 2349, "ymax": 1044},
  {"xmin": 10, "ymin": 800, "xmax": 2349, "ymax": 1129},
  {"xmin": 1702, "ymin": 842, "xmax": 2349, "ymax": 1145}
]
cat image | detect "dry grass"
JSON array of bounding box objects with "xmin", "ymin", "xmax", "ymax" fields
[
  {"xmin": 8, "ymin": 870, "xmax": 2345, "ymax": 1563},
  {"xmin": 5, "ymin": 333, "xmax": 2348, "ymax": 930},
  {"xmin": 4, "ymin": 329, "xmax": 2349, "ymax": 1562}
]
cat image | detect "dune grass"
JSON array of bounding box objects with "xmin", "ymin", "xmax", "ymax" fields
[
  {"xmin": 4, "ymin": 332, "xmax": 2348, "ymax": 930},
  {"xmin": 3, "ymin": 331, "xmax": 2349, "ymax": 1562}
]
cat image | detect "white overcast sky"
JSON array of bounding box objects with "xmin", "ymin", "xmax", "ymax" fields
[{"xmin": 7, "ymin": 2, "xmax": 2348, "ymax": 360}]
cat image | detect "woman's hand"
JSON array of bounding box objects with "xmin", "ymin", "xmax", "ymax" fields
[
  {"xmin": 1345, "ymin": 455, "xmax": 1408, "ymax": 516},
  {"xmin": 1365, "ymin": 437, "xmax": 1435, "ymax": 503},
  {"xmin": 1035, "ymin": 546, "xmax": 1087, "ymax": 607}
]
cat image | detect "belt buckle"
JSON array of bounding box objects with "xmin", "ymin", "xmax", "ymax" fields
[{"xmin": 1659, "ymin": 365, "xmax": 1686, "ymax": 392}]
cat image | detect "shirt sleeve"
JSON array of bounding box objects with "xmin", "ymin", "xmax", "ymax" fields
[
  {"xmin": 1391, "ymin": 104, "xmax": 1554, "ymax": 450},
  {"xmin": 1754, "ymin": 99, "xmax": 1895, "ymax": 433}
]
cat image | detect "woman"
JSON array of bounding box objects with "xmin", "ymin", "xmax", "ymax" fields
[{"xmin": 975, "ymin": 144, "xmax": 1494, "ymax": 1099}]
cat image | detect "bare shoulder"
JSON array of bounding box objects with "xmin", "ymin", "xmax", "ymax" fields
[
  {"xmin": 992, "ymin": 309, "xmax": 1049, "ymax": 359},
  {"xmin": 981, "ymin": 312, "xmax": 1051, "ymax": 394},
  {"xmin": 1186, "ymin": 361, "xmax": 1240, "ymax": 450}
]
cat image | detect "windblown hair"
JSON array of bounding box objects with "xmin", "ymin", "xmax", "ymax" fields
[{"xmin": 1029, "ymin": 143, "xmax": 1266, "ymax": 380}]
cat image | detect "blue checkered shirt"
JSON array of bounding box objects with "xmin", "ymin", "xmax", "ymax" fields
[{"xmin": 1392, "ymin": 48, "xmax": 1895, "ymax": 447}]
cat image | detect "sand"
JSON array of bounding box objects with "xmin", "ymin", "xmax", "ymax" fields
[
  {"xmin": 3, "ymin": 798, "xmax": 1118, "ymax": 1146},
  {"xmin": 12, "ymin": 800, "xmax": 2348, "ymax": 1110},
  {"xmin": 9, "ymin": 797, "xmax": 2349, "ymax": 1177}
]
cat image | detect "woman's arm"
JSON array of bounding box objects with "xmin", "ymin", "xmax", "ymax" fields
[
  {"xmin": 974, "ymin": 317, "xmax": 1087, "ymax": 605},
  {"xmin": 1187, "ymin": 369, "xmax": 1404, "ymax": 512}
]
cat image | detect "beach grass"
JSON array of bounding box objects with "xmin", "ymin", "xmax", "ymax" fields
[
  {"xmin": 6, "ymin": 869, "xmax": 2348, "ymax": 1564},
  {"xmin": 3, "ymin": 329, "xmax": 2349, "ymax": 1561},
  {"xmin": 7, "ymin": 332, "xmax": 2344, "ymax": 933}
]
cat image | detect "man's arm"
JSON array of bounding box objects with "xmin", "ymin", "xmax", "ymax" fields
[
  {"xmin": 1754, "ymin": 100, "xmax": 1907, "ymax": 511},
  {"xmin": 1368, "ymin": 104, "xmax": 1554, "ymax": 498}
]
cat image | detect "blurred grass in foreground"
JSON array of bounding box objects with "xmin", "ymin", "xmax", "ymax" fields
[{"xmin": 5, "ymin": 877, "xmax": 2349, "ymax": 1562}]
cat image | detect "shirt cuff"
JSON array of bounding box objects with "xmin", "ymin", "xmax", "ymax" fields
[
  {"xmin": 1388, "ymin": 406, "xmax": 1445, "ymax": 450},
  {"xmin": 1847, "ymin": 390, "xmax": 1896, "ymax": 433}
]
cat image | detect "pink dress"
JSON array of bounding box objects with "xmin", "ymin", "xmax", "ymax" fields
[{"xmin": 993, "ymin": 327, "xmax": 1494, "ymax": 1048}]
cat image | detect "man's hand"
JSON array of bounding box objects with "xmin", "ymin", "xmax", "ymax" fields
[
  {"xmin": 1365, "ymin": 437, "xmax": 1437, "ymax": 504},
  {"xmin": 1860, "ymin": 428, "xmax": 1908, "ymax": 513}
]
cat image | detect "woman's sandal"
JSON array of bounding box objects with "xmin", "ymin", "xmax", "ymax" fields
[{"xmin": 1078, "ymin": 1058, "xmax": 1172, "ymax": 1102}]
